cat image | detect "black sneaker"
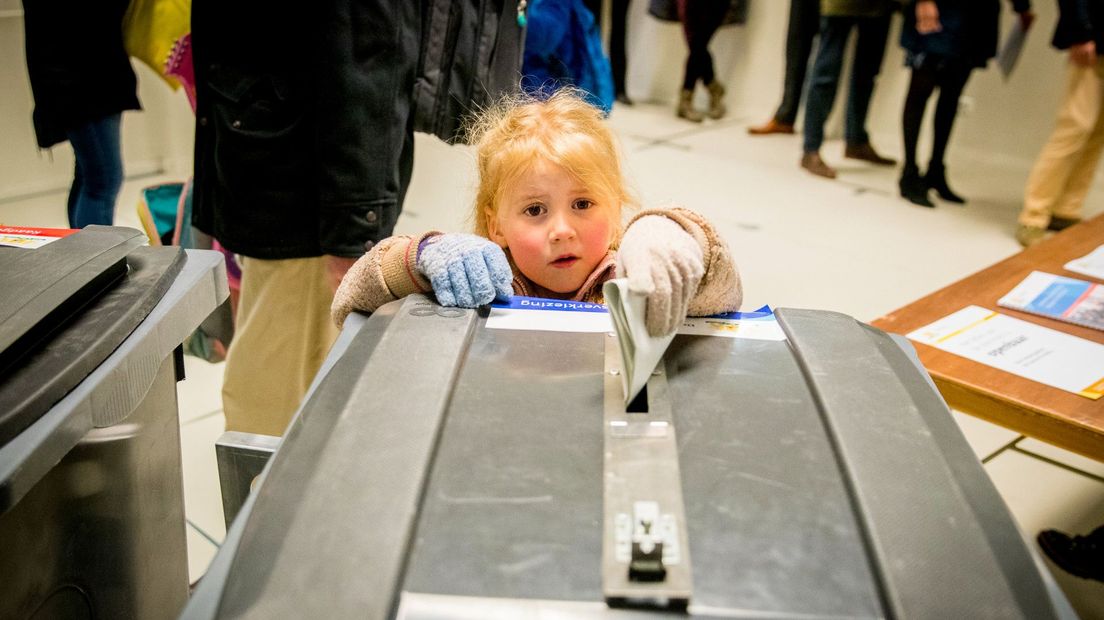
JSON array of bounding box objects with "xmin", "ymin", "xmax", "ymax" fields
[{"xmin": 1037, "ymin": 527, "xmax": 1104, "ymax": 582}]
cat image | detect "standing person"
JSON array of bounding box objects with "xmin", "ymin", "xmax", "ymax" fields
[
  {"xmin": 584, "ymin": 0, "xmax": 634, "ymax": 105},
  {"xmin": 192, "ymin": 0, "xmax": 524, "ymax": 437},
  {"xmin": 800, "ymin": 0, "xmax": 896, "ymax": 179},
  {"xmin": 21, "ymin": 0, "xmax": 138, "ymax": 228},
  {"xmin": 749, "ymin": 0, "xmax": 821, "ymax": 135},
  {"xmin": 676, "ymin": 0, "xmax": 732, "ymax": 122},
  {"xmin": 899, "ymin": 0, "xmax": 1035, "ymax": 207},
  {"xmin": 1016, "ymin": 0, "xmax": 1104, "ymax": 247},
  {"xmin": 190, "ymin": 0, "xmax": 419, "ymax": 437},
  {"xmin": 523, "ymin": 0, "xmax": 614, "ymax": 114}
]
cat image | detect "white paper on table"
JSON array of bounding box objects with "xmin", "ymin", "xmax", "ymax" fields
[
  {"xmin": 602, "ymin": 279, "xmax": 677, "ymax": 406},
  {"xmin": 907, "ymin": 305, "xmax": 1104, "ymax": 399},
  {"xmin": 1065, "ymin": 244, "xmax": 1104, "ymax": 280},
  {"xmin": 996, "ymin": 20, "xmax": 1027, "ymax": 80}
]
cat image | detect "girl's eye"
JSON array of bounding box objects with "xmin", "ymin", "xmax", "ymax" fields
[
  {"xmin": 523, "ymin": 204, "xmax": 545, "ymax": 217},
  {"xmin": 573, "ymin": 199, "xmax": 594, "ymax": 210}
]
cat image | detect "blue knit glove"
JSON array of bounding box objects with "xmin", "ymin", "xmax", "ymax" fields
[{"xmin": 415, "ymin": 233, "xmax": 514, "ymax": 307}]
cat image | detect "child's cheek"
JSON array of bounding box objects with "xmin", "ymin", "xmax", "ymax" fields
[
  {"xmin": 508, "ymin": 231, "xmax": 547, "ymax": 273},
  {"xmin": 582, "ymin": 218, "xmax": 614, "ymax": 257}
]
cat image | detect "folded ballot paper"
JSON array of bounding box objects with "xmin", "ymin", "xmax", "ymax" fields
[{"xmin": 602, "ymin": 278, "xmax": 676, "ymax": 406}]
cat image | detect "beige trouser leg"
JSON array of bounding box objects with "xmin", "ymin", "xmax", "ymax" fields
[
  {"xmin": 222, "ymin": 256, "xmax": 339, "ymax": 437},
  {"xmin": 1020, "ymin": 59, "xmax": 1104, "ymax": 228}
]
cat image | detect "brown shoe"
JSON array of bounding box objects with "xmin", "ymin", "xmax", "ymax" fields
[
  {"xmin": 801, "ymin": 152, "xmax": 837, "ymax": 179},
  {"xmin": 748, "ymin": 118, "xmax": 795, "ymax": 135},
  {"xmin": 845, "ymin": 142, "xmax": 896, "ymax": 166},
  {"xmin": 1015, "ymin": 224, "xmax": 1047, "ymax": 248},
  {"xmin": 1048, "ymin": 216, "xmax": 1081, "ymax": 232}
]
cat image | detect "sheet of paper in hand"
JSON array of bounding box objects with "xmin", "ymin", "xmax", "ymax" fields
[{"xmin": 602, "ymin": 278, "xmax": 677, "ymax": 406}]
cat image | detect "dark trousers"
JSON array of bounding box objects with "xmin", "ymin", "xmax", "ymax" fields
[
  {"xmin": 679, "ymin": 0, "xmax": 729, "ymax": 90},
  {"xmin": 66, "ymin": 113, "xmax": 124, "ymax": 228},
  {"xmin": 775, "ymin": 0, "xmax": 820, "ymax": 125},
  {"xmin": 802, "ymin": 14, "xmax": 891, "ymax": 153},
  {"xmin": 583, "ymin": 0, "xmax": 632, "ymax": 96},
  {"xmin": 901, "ymin": 60, "xmax": 974, "ymax": 171}
]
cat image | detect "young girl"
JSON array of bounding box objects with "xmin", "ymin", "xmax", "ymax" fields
[{"xmin": 331, "ymin": 89, "xmax": 742, "ymax": 337}]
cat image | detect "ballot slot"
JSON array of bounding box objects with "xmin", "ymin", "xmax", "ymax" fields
[{"xmin": 601, "ymin": 333, "xmax": 692, "ymax": 608}]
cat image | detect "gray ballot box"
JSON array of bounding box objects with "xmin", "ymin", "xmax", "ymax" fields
[
  {"xmin": 186, "ymin": 294, "xmax": 1075, "ymax": 619},
  {"xmin": 0, "ymin": 229, "xmax": 228, "ymax": 620}
]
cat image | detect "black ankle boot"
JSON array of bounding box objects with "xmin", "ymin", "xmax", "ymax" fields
[
  {"xmin": 900, "ymin": 165, "xmax": 934, "ymax": 208},
  {"xmin": 924, "ymin": 164, "xmax": 965, "ymax": 204},
  {"xmin": 1038, "ymin": 526, "xmax": 1104, "ymax": 582}
]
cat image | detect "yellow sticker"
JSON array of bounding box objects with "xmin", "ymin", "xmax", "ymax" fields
[{"xmin": 1078, "ymin": 377, "xmax": 1104, "ymax": 400}]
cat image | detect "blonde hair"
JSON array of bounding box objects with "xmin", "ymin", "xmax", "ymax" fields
[{"xmin": 466, "ymin": 89, "xmax": 636, "ymax": 247}]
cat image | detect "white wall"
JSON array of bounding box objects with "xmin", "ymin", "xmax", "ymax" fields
[
  {"xmin": 621, "ymin": 0, "xmax": 1067, "ymax": 170},
  {"xmin": 0, "ymin": 8, "xmax": 195, "ymax": 204},
  {"xmin": 0, "ymin": 2, "xmax": 1073, "ymax": 205}
]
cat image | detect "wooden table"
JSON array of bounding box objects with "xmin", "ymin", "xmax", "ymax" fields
[{"xmin": 871, "ymin": 213, "xmax": 1104, "ymax": 461}]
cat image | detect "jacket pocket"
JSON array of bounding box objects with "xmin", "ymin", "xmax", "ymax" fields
[{"xmin": 207, "ymin": 66, "xmax": 309, "ymax": 203}]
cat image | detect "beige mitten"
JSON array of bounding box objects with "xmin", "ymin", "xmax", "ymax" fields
[{"xmin": 616, "ymin": 214, "xmax": 705, "ymax": 336}]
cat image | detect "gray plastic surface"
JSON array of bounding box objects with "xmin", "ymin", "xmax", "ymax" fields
[
  {"xmin": 0, "ymin": 249, "xmax": 228, "ymax": 511},
  {"xmin": 185, "ymin": 299, "xmax": 1074, "ymax": 619}
]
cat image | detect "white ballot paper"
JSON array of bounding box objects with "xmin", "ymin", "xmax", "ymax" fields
[
  {"xmin": 907, "ymin": 305, "xmax": 1104, "ymax": 400},
  {"xmin": 602, "ymin": 279, "xmax": 676, "ymax": 406},
  {"xmin": 996, "ymin": 20, "xmax": 1027, "ymax": 80},
  {"xmin": 1065, "ymin": 244, "xmax": 1104, "ymax": 280}
]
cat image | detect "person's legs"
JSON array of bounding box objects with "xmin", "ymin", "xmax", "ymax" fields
[
  {"xmin": 222, "ymin": 256, "xmax": 341, "ymax": 437},
  {"xmin": 67, "ymin": 160, "xmax": 83, "ymax": 226},
  {"xmin": 1020, "ymin": 61, "xmax": 1104, "ymax": 231},
  {"xmin": 65, "ymin": 113, "xmax": 124, "ymax": 228},
  {"xmin": 775, "ymin": 0, "xmax": 821, "ymax": 125},
  {"xmin": 901, "ymin": 65, "xmax": 937, "ymax": 171},
  {"xmin": 803, "ymin": 16, "xmax": 851, "ymax": 155},
  {"xmin": 844, "ymin": 13, "xmax": 890, "ymax": 149},
  {"xmin": 924, "ymin": 62, "xmax": 973, "ymax": 202},
  {"xmin": 900, "ymin": 64, "xmax": 937, "ymax": 206},
  {"xmin": 610, "ymin": 0, "xmax": 631, "ymax": 100},
  {"xmin": 1051, "ymin": 60, "xmax": 1104, "ymax": 221}
]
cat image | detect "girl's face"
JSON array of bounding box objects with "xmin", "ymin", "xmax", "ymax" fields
[{"xmin": 488, "ymin": 159, "xmax": 615, "ymax": 294}]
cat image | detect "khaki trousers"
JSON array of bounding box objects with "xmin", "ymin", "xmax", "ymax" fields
[
  {"xmin": 1020, "ymin": 59, "xmax": 1104, "ymax": 228},
  {"xmin": 222, "ymin": 256, "xmax": 339, "ymax": 437}
]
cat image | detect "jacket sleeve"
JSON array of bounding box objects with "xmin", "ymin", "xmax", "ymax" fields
[
  {"xmin": 315, "ymin": 0, "xmax": 421, "ymax": 257},
  {"xmin": 625, "ymin": 207, "xmax": 743, "ymax": 316},
  {"xmin": 330, "ymin": 232, "xmax": 439, "ymax": 326},
  {"xmin": 1057, "ymin": 0, "xmax": 1094, "ymax": 45}
]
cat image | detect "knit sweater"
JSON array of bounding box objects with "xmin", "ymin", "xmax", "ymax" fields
[{"xmin": 331, "ymin": 206, "xmax": 743, "ymax": 325}]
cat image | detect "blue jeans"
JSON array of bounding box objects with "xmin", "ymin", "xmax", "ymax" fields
[
  {"xmin": 66, "ymin": 114, "xmax": 124, "ymax": 228},
  {"xmin": 802, "ymin": 14, "xmax": 891, "ymax": 153}
]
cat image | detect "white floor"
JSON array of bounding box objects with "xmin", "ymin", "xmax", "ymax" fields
[{"xmin": 2, "ymin": 101, "xmax": 1103, "ymax": 618}]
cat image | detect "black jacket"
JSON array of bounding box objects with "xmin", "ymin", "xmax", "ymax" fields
[
  {"xmin": 1053, "ymin": 0, "xmax": 1104, "ymax": 49},
  {"xmin": 191, "ymin": 0, "xmax": 523, "ymax": 260},
  {"xmin": 901, "ymin": 0, "xmax": 1031, "ymax": 68},
  {"xmin": 21, "ymin": 0, "xmax": 140, "ymax": 149}
]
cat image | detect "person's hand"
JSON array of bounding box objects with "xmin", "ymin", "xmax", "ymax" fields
[
  {"xmin": 415, "ymin": 233, "xmax": 514, "ymax": 307},
  {"xmin": 325, "ymin": 255, "xmax": 358, "ymax": 295},
  {"xmin": 616, "ymin": 215, "xmax": 704, "ymax": 337},
  {"xmin": 1071, "ymin": 41, "xmax": 1098, "ymax": 67},
  {"xmin": 1018, "ymin": 10, "xmax": 1035, "ymax": 32},
  {"xmin": 915, "ymin": 1, "xmax": 941, "ymax": 35}
]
